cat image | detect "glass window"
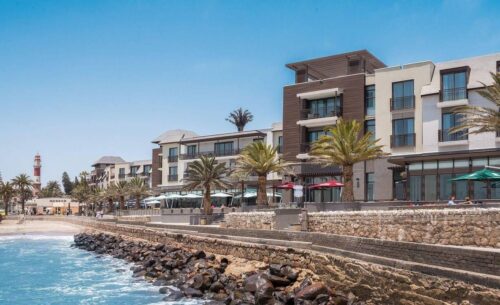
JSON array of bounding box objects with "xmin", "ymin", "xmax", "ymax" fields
[
  {"xmin": 423, "ymin": 161, "xmax": 437, "ymax": 170},
  {"xmin": 473, "ymin": 181, "xmax": 487, "ymax": 200},
  {"xmin": 441, "ymin": 112, "xmax": 467, "ymax": 141},
  {"xmin": 393, "ymin": 171, "xmax": 406, "ymax": 200},
  {"xmin": 441, "ymin": 70, "xmax": 467, "ymax": 101},
  {"xmin": 424, "ymin": 175, "xmax": 437, "ymax": 201},
  {"xmin": 365, "ymin": 119, "xmax": 375, "ymax": 141},
  {"xmin": 277, "ymin": 136, "xmax": 283, "ymax": 153},
  {"xmin": 439, "ymin": 160, "xmax": 453, "ymax": 169},
  {"xmin": 168, "ymin": 147, "xmax": 178, "ymax": 157},
  {"xmin": 439, "ymin": 174, "xmax": 453, "ymax": 200},
  {"xmin": 187, "ymin": 145, "xmax": 197, "ymax": 156},
  {"xmin": 365, "ymin": 85, "xmax": 375, "ymax": 116},
  {"xmin": 214, "ymin": 142, "xmax": 234, "ymax": 156},
  {"xmin": 409, "ymin": 175, "xmax": 422, "ymax": 202},
  {"xmin": 169, "ymin": 166, "xmax": 177, "ymax": 175},
  {"xmin": 143, "ymin": 165, "xmax": 151, "ymax": 174},
  {"xmin": 392, "ymin": 118, "xmax": 415, "ymax": 147},
  {"xmin": 472, "ymin": 158, "xmax": 487, "ymax": 167},
  {"xmin": 455, "ymin": 179, "xmax": 468, "ymax": 200},
  {"xmin": 307, "ymin": 130, "xmax": 328, "ymax": 143},
  {"xmin": 119, "ymin": 168, "xmax": 125, "ymax": 178},
  {"xmin": 307, "ymin": 97, "xmax": 342, "ymax": 118},
  {"xmin": 490, "ymin": 157, "xmax": 500, "ymax": 166},
  {"xmin": 392, "ymin": 80, "xmax": 414, "ymax": 110},
  {"xmin": 454, "ymin": 159, "xmax": 469, "ymax": 168},
  {"xmin": 409, "ymin": 162, "xmax": 422, "ymax": 171},
  {"xmin": 130, "ymin": 166, "xmax": 137, "ymax": 175},
  {"xmin": 366, "ymin": 173, "xmax": 374, "ymax": 201},
  {"xmin": 491, "ymin": 182, "xmax": 500, "ymax": 199}
]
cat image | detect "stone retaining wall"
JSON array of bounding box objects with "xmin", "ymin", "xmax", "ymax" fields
[
  {"xmin": 225, "ymin": 212, "xmax": 275, "ymax": 230},
  {"xmin": 61, "ymin": 218, "xmax": 500, "ymax": 305}
]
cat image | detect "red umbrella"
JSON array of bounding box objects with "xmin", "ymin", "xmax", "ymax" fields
[
  {"xmin": 270, "ymin": 182, "xmax": 296, "ymax": 190},
  {"xmin": 309, "ymin": 180, "xmax": 344, "ymax": 189}
]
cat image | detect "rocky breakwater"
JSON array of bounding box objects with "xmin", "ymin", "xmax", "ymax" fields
[{"xmin": 74, "ymin": 232, "xmax": 356, "ymax": 305}]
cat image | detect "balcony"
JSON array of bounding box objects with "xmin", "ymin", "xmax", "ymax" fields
[
  {"xmin": 180, "ymin": 149, "xmax": 240, "ymax": 160},
  {"xmin": 168, "ymin": 155, "xmax": 178, "ymax": 162},
  {"xmin": 390, "ymin": 133, "xmax": 415, "ymax": 148},
  {"xmin": 168, "ymin": 175, "xmax": 178, "ymax": 182},
  {"xmin": 438, "ymin": 88, "xmax": 468, "ymax": 108},
  {"xmin": 438, "ymin": 129, "xmax": 469, "ymax": 144},
  {"xmin": 390, "ymin": 95, "xmax": 415, "ymax": 111},
  {"xmin": 297, "ymin": 108, "xmax": 342, "ymax": 128}
]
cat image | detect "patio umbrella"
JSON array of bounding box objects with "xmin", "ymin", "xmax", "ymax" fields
[
  {"xmin": 451, "ymin": 168, "xmax": 500, "ymax": 181},
  {"xmin": 182, "ymin": 193, "xmax": 203, "ymax": 199},
  {"xmin": 212, "ymin": 192, "xmax": 233, "ymax": 198},
  {"xmin": 146, "ymin": 200, "xmax": 161, "ymax": 205},
  {"xmin": 309, "ymin": 180, "xmax": 344, "ymax": 189},
  {"xmin": 269, "ymin": 182, "xmax": 295, "ymax": 189},
  {"xmin": 155, "ymin": 194, "xmax": 168, "ymax": 200}
]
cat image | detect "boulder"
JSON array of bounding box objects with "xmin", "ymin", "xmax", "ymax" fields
[
  {"xmin": 295, "ymin": 283, "xmax": 328, "ymax": 301},
  {"xmin": 254, "ymin": 275, "xmax": 275, "ymax": 305},
  {"xmin": 183, "ymin": 287, "xmax": 204, "ymax": 298}
]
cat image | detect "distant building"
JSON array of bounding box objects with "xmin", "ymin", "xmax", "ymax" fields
[{"xmin": 89, "ymin": 156, "xmax": 152, "ymax": 189}]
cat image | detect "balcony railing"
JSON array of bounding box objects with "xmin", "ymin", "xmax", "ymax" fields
[
  {"xmin": 168, "ymin": 155, "xmax": 178, "ymax": 162},
  {"xmin": 118, "ymin": 174, "xmax": 126, "ymax": 179},
  {"xmin": 390, "ymin": 133, "xmax": 415, "ymax": 148},
  {"xmin": 390, "ymin": 95, "xmax": 415, "ymax": 111},
  {"xmin": 300, "ymin": 107, "xmax": 342, "ymax": 120},
  {"xmin": 438, "ymin": 129, "xmax": 468, "ymax": 142},
  {"xmin": 168, "ymin": 175, "xmax": 178, "ymax": 182},
  {"xmin": 441, "ymin": 87, "xmax": 467, "ymax": 102},
  {"xmin": 180, "ymin": 149, "xmax": 240, "ymax": 160}
]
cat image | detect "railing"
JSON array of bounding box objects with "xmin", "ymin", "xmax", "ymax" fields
[
  {"xmin": 180, "ymin": 149, "xmax": 241, "ymax": 160},
  {"xmin": 390, "ymin": 95, "xmax": 415, "ymax": 111},
  {"xmin": 300, "ymin": 107, "xmax": 342, "ymax": 120},
  {"xmin": 168, "ymin": 175, "xmax": 178, "ymax": 182},
  {"xmin": 438, "ymin": 129, "xmax": 468, "ymax": 142},
  {"xmin": 390, "ymin": 133, "xmax": 415, "ymax": 148},
  {"xmin": 168, "ymin": 155, "xmax": 178, "ymax": 162},
  {"xmin": 118, "ymin": 174, "xmax": 126, "ymax": 179},
  {"xmin": 441, "ymin": 87, "xmax": 467, "ymax": 102}
]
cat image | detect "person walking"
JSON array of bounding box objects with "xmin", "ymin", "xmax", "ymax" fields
[{"xmin": 447, "ymin": 195, "xmax": 456, "ymax": 205}]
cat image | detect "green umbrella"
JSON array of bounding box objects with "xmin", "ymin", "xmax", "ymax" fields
[{"xmin": 451, "ymin": 168, "xmax": 500, "ymax": 181}]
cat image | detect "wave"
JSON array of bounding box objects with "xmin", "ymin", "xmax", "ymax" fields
[{"xmin": 0, "ymin": 234, "xmax": 74, "ymax": 242}]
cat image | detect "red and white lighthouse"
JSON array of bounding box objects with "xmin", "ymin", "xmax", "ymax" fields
[{"xmin": 33, "ymin": 153, "xmax": 42, "ymax": 196}]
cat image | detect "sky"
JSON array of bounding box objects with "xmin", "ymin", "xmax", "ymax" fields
[{"xmin": 0, "ymin": 0, "xmax": 499, "ymax": 185}]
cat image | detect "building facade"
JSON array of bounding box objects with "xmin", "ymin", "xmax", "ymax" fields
[
  {"xmin": 90, "ymin": 156, "xmax": 152, "ymax": 189},
  {"xmin": 151, "ymin": 123, "xmax": 283, "ymax": 195}
]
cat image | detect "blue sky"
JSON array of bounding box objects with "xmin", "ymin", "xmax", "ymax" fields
[{"xmin": 0, "ymin": 0, "xmax": 499, "ymax": 185}]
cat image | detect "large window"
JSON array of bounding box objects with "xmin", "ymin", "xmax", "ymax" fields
[
  {"xmin": 143, "ymin": 165, "xmax": 151, "ymax": 175},
  {"xmin": 307, "ymin": 130, "xmax": 328, "ymax": 143},
  {"xmin": 306, "ymin": 97, "xmax": 342, "ymax": 119},
  {"xmin": 391, "ymin": 118, "xmax": 415, "ymax": 147},
  {"xmin": 424, "ymin": 175, "xmax": 437, "ymax": 201},
  {"xmin": 277, "ymin": 136, "xmax": 283, "ymax": 153},
  {"xmin": 441, "ymin": 112, "xmax": 467, "ymax": 142},
  {"xmin": 118, "ymin": 168, "xmax": 125, "ymax": 179},
  {"xmin": 391, "ymin": 80, "xmax": 414, "ymax": 110},
  {"xmin": 366, "ymin": 173, "xmax": 374, "ymax": 201},
  {"xmin": 186, "ymin": 145, "xmax": 197, "ymax": 157},
  {"xmin": 439, "ymin": 174, "xmax": 453, "ymax": 200},
  {"xmin": 441, "ymin": 70, "xmax": 467, "ymax": 101},
  {"xmin": 214, "ymin": 142, "xmax": 234, "ymax": 156},
  {"xmin": 409, "ymin": 175, "xmax": 422, "ymax": 202},
  {"xmin": 168, "ymin": 147, "xmax": 178, "ymax": 162},
  {"xmin": 365, "ymin": 119, "xmax": 375, "ymax": 142},
  {"xmin": 168, "ymin": 166, "xmax": 178, "ymax": 181},
  {"xmin": 473, "ymin": 181, "xmax": 487, "ymax": 199},
  {"xmin": 365, "ymin": 85, "xmax": 375, "ymax": 116}
]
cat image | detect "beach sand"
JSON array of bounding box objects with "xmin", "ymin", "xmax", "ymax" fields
[{"xmin": 0, "ymin": 219, "xmax": 83, "ymax": 236}]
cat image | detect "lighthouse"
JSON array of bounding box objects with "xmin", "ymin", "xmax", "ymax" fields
[{"xmin": 33, "ymin": 153, "xmax": 42, "ymax": 196}]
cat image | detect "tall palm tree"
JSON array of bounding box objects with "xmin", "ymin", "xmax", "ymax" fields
[
  {"xmin": 226, "ymin": 108, "xmax": 254, "ymax": 132},
  {"xmin": 234, "ymin": 141, "xmax": 289, "ymax": 206},
  {"xmin": 11, "ymin": 174, "xmax": 33, "ymax": 213},
  {"xmin": 71, "ymin": 183, "xmax": 91, "ymax": 215},
  {"xmin": 183, "ymin": 156, "xmax": 231, "ymax": 215},
  {"xmin": 113, "ymin": 181, "xmax": 129, "ymax": 210},
  {"xmin": 310, "ymin": 119, "xmax": 387, "ymax": 202},
  {"xmin": 451, "ymin": 72, "xmax": 500, "ymax": 135},
  {"xmin": 128, "ymin": 177, "xmax": 150, "ymax": 209},
  {"xmin": 103, "ymin": 186, "xmax": 116, "ymax": 213},
  {"xmin": 0, "ymin": 182, "xmax": 15, "ymax": 216}
]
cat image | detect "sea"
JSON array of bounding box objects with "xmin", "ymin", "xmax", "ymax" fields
[{"xmin": 0, "ymin": 235, "xmax": 201, "ymax": 305}]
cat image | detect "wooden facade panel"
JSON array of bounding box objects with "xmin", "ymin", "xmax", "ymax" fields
[{"xmin": 151, "ymin": 148, "xmax": 162, "ymax": 189}]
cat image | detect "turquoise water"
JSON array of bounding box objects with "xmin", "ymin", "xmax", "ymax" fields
[{"xmin": 0, "ymin": 235, "xmax": 198, "ymax": 305}]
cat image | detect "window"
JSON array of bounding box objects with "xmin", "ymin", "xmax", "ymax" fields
[
  {"xmin": 472, "ymin": 158, "xmax": 487, "ymax": 167},
  {"xmin": 391, "ymin": 118, "xmax": 414, "ymax": 147},
  {"xmin": 143, "ymin": 165, "xmax": 151, "ymax": 175},
  {"xmin": 440, "ymin": 112, "xmax": 467, "ymax": 141},
  {"xmin": 439, "ymin": 160, "xmax": 453, "ymax": 169},
  {"xmin": 306, "ymin": 97, "xmax": 342, "ymax": 119},
  {"xmin": 118, "ymin": 168, "xmax": 125, "ymax": 179},
  {"xmin": 473, "ymin": 181, "xmax": 487, "ymax": 199},
  {"xmin": 186, "ymin": 145, "xmax": 197, "ymax": 157},
  {"xmin": 130, "ymin": 166, "xmax": 138, "ymax": 176},
  {"xmin": 365, "ymin": 85, "xmax": 375, "ymax": 116},
  {"xmin": 439, "ymin": 174, "xmax": 453, "ymax": 200},
  {"xmin": 365, "ymin": 119, "xmax": 375, "ymax": 141},
  {"xmin": 409, "ymin": 176, "xmax": 422, "ymax": 202},
  {"xmin": 423, "ymin": 161, "xmax": 437, "ymax": 170},
  {"xmin": 366, "ymin": 173, "xmax": 374, "ymax": 201},
  {"xmin": 168, "ymin": 147, "xmax": 178, "ymax": 156},
  {"xmin": 454, "ymin": 159, "xmax": 469, "ymax": 168},
  {"xmin": 168, "ymin": 166, "xmax": 178, "ymax": 181},
  {"xmin": 455, "ymin": 179, "xmax": 468, "ymax": 200},
  {"xmin": 391, "ymin": 80, "xmax": 414, "ymax": 110},
  {"xmin": 214, "ymin": 142, "xmax": 234, "ymax": 156},
  {"xmin": 441, "ymin": 70, "xmax": 467, "ymax": 101},
  {"xmin": 424, "ymin": 175, "xmax": 437, "ymax": 201},
  {"xmin": 277, "ymin": 136, "xmax": 283, "ymax": 153},
  {"xmin": 307, "ymin": 130, "xmax": 328, "ymax": 143},
  {"xmin": 497, "ymin": 61, "xmax": 500, "ymax": 73}
]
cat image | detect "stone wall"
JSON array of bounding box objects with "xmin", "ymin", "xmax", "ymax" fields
[
  {"xmin": 225, "ymin": 212, "xmax": 275, "ymax": 230},
  {"xmin": 64, "ymin": 218, "xmax": 499, "ymax": 305},
  {"xmin": 307, "ymin": 208, "xmax": 500, "ymax": 248}
]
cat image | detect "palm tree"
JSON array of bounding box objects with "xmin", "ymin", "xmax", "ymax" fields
[
  {"xmin": 0, "ymin": 182, "xmax": 15, "ymax": 216},
  {"xmin": 451, "ymin": 72, "xmax": 500, "ymax": 135},
  {"xmin": 128, "ymin": 177, "xmax": 150, "ymax": 209},
  {"xmin": 310, "ymin": 118, "xmax": 387, "ymax": 202},
  {"xmin": 113, "ymin": 181, "xmax": 129, "ymax": 210},
  {"xmin": 103, "ymin": 186, "xmax": 116, "ymax": 213},
  {"xmin": 183, "ymin": 156, "xmax": 231, "ymax": 215},
  {"xmin": 11, "ymin": 174, "xmax": 33, "ymax": 213},
  {"xmin": 226, "ymin": 108, "xmax": 254, "ymax": 132},
  {"xmin": 40, "ymin": 180, "xmax": 64, "ymax": 198},
  {"xmin": 234, "ymin": 141, "xmax": 289, "ymax": 206},
  {"xmin": 71, "ymin": 183, "xmax": 91, "ymax": 215}
]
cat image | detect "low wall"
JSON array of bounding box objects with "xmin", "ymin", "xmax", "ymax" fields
[
  {"xmin": 225, "ymin": 212, "xmax": 275, "ymax": 230},
  {"xmin": 58, "ymin": 218, "xmax": 499, "ymax": 305}
]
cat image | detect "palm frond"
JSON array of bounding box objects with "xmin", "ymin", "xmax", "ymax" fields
[{"xmin": 226, "ymin": 108, "xmax": 254, "ymax": 131}]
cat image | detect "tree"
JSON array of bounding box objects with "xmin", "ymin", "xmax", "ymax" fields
[
  {"xmin": 451, "ymin": 72, "xmax": 500, "ymax": 135},
  {"xmin": 226, "ymin": 108, "xmax": 253, "ymax": 132},
  {"xmin": 310, "ymin": 119, "xmax": 387, "ymax": 202},
  {"xmin": 113, "ymin": 181, "xmax": 129, "ymax": 210},
  {"xmin": 0, "ymin": 182, "xmax": 15, "ymax": 216},
  {"xmin": 71, "ymin": 183, "xmax": 91, "ymax": 215},
  {"xmin": 40, "ymin": 181, "xmax": 64, "ymax": 198},
  {"xmin": 128, "ymin": 177, "xmax": 150, "ymax": 209},
  {"xmin": 62, "ymin": 172, "xmax": 73, "ymax": 195},
  {"xmin": 11, "ymin": 174, "xmax": 33, "ymax": 213},
  {"xmin": 74, "ymin": 176, "xmax": 79, "ymax": 186},
  {"xmin": 103, "ymin": 186, "xmax": 116, "ymax": 213},
  {"xmin": 234, "ymin": 141, "xmax": 289, "ymax": 206},
  {"xmin": 183, "ymin": 156, "xmax": 231, "ymax": 215}
]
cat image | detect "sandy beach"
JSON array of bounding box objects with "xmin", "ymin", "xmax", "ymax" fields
[{"xmin": 0, "ymin": 218, "xmax": 83, "ymax": 236}]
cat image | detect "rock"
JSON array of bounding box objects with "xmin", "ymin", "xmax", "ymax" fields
[
  {"xmin": 269, "ymin": 264, "xmax": 284, "ymax": 276},
  {"xmin": 274, "ymin": 291, "xmax": 294, "ymax": 305},
  {"xmin": 280, "ymin": 265, "xmax": 299, "ymax": 282},
  {"xmin": 194, "ymin": 250, "xmax": 206, "ymax": 259},
  {"xmin": 255, "ymin": 275, "xmax": 275, "ymax": 305},
  {"xmin": 162, "ymin": 290, "xmax": 184, "ymax": 301},
  {"xmin": 295, "ymin": 283, "xmax": 328, "ymax": 301},
  {"xmin": 183, "ymin": 287, "xmax": 204, "ymax": 298},
  {"xmin": 314, "ymin": 294, "xmax": 330, "ymax": 304},
  {"xmin": 267, "ymin": 274, "xmax": 291, "ymax": 287},
  {"xmin": 244, "ymin": 273, "xmax": 260, "ymax": 292},
  {"xmin": 210, "ymin": 281, "xmax": 225, "ymax": 293},
  {"xmin": 159, "ymin": 286, "xmax": 176, "ymax": 294}
]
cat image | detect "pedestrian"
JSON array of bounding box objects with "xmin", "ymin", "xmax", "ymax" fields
[
  {"xmin": 447, "ymin": 195, "xmax": 456, "ymax": 205},
  {"xmin": 464, "ymin": 197, "xmax": 473, "ymax": 204}
]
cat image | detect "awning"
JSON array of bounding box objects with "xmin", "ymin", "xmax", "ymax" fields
[
  {"xmin": 155, "ymin": 195, "xmax": 168, "ymax": 200},
  {"xmin": 212, "ymin": 192, "xmax": 233, "ymax": 198},
  {"xmin": 309, "ymin": 180, "xmax": 344, "ymax": 189},
  {"xmin": 270, "ymin": 182, "xmax": 295, "ymax": 190},
  {"xmin": 234, "ymin": 192, "xmax": 282, "ymax": 198},
  {"xmin": 165, "ymin": 194, "xmax": 183, "ymax": 199},
  {"xmin": 451, "ymin": 168, "xmax": 500, "ymax": 181},
  {"xmin": 182, "ymin": 194, "xmax": 202, "ymax": 199}
]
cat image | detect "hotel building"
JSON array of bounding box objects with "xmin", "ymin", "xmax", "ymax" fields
[
  {"xmin": 90, "ymin": 156, "xmax": 152, "ymax": 189},
  {"xmin": 151, "ymin": 123, "xmax": 283, "ymax": 194},
  {"xmin": 282, "ymin": 50, "xmax": 500, "ymax": 202}
]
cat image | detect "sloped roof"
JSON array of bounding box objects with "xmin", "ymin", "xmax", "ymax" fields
[
  {"xmin": 92, "ymin": 156, "xmax": 126, "ymax": 166},
  {"xmin": 152, "ymin": 129, "xmax": 198, "ymax": 144}
]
